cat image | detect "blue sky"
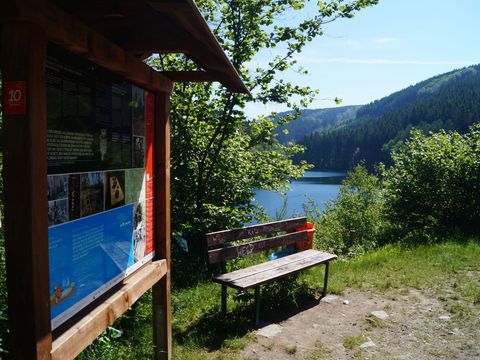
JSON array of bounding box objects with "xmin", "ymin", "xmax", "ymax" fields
[{"xmin": 245, "ymin": 0, "xmax": 480, "ymax": 118}]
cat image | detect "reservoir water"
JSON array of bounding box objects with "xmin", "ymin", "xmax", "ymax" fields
[{"xmin": 253, "ymin": 171, "xmax": 345, "ymax": 219}]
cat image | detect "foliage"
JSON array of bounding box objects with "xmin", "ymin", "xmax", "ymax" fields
[
  {"xmin": 306, "ymin": 164, "xmax": 386, "ymax": 257},
  {"xmin": 147, "ymin": 0, "xmax": 379, "ymax": 250},
  {"xmin": 383, "ymin": 125, "xmax": 480, "ymax": 237},
  {"xmin": 303, "ymin": 125, "xmax": 480, "ymax": 252},
  {"xmin": 298, "ymin": 64, "xmax": 480, "ymax": 171}
]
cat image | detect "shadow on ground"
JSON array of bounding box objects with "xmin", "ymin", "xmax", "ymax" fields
[{"xmin": 173, "ymin": 275, "xmax": 324, "ymax": 351}]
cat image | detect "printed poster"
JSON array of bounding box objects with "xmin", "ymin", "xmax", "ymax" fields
[{"xmin": 46, "ymin": 44, "xmax": 156, "ymax": 329}]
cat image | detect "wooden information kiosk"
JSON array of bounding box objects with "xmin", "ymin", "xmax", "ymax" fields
[{"xmin": 0, "ymin": 0, "xmax": 247, "ymax": 359}]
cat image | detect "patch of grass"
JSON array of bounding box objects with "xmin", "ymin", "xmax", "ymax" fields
[
  {"xmin": 262, "ymin": 341, "xmax": 274, "ymax": 351},
  {"xmin": 447, "ymin": 302, "xmax": 472, "ymax": 316},
  {"xmin": 343, "ymin": 335, "xmax": 362, "ymax": 350},
  {"xmin": 303, "ymin": 240, "xmax": 480, "ymax": 303},
  {"xmin": 460, "ymin": 280, "xmax": 480, "ymax": 305},
  {"xmin": 223, "ymin": 333, "xmax": 256, "ymax": 352},
  {"xmin": 301, "ymin": 340, "xmax": 333, "ymax": 359},
  {"xmin": 365, "ymin": 314, "xmax": 387, "ymax": 329},
  {"xmin": 383, "ymin": 304, "xmax": 393, "ymax": 312},
  {"xmin": 284, "ymin": 344, "xmax": 297, "ymax": 355}
]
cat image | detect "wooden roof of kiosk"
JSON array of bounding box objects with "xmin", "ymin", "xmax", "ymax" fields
[
  {"xmin": 47, "ymin": 0, "xmax": 249, "ymax": 93},
  {"xmin": 1, "ymin": 1, "xmax": 247, "ymax": 359}
]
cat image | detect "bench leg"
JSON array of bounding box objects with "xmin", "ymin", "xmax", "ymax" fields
[
  {"xmin": 221, "ymin": 284, "xmax": 227, "ymax": 316},
  {"xmin": 254, "ymin": 287, "xmax": 261, "ymax": 327},
  {"xmin": 322, "ymin": 261, "xmax": 330, "ymax": 298}
]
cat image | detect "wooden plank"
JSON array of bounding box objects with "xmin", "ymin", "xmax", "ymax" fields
[
  {"xmin": 152, "ymin": 90, "xmax": 173, "ymax": 360},
  {"xmin": 51, "ymin": 260, "xmax": 167, "ymax": 360},
  {"xmin": 206, "ymin": 217, "xmax": 308, "ymax": 247},
  {"xmin": 220, "ymin": 252, "xmax": 337, "ymax": 290},
  {"xmin": 146, "ymin": 0, "xmax": 249, "ymax": 94},
  {"xmin": 162, "ymin": 71, "xmax": 217, "ymax": 82},
  {"xmin": 44, "ymin": 2, "xmax": 173, "ymax": 94},
  {"xmin": 213, "ymin": 249, "xmax": 321, "ymax": 283},
  {"xmin": 208, "ymin": 230, "xmax": 312, "ymax": 264},
  {"xmin": 120, "ymin": 32, "xmax": 194, "ymax": 54},
  {"xmin": 1, "ymin": 9, "xmax": 52, "ymax": 359}
]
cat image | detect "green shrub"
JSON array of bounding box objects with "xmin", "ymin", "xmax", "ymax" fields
[
  {"xmin": 306, "ymin": 164, "xmax": 387, "ymax": 257},
  {"xmin": 383, "ymin": 125, "xmax": 480, "ymax": 237}
]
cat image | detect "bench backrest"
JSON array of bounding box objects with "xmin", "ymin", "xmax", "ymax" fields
[{"xmin": 206, "ymin": 217, "xmax": 312, "ymax": 264}]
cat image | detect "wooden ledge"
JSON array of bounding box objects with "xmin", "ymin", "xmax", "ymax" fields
[{"xmin": 51, "ymin": 259, "xmax": 168, "ymax": 360}]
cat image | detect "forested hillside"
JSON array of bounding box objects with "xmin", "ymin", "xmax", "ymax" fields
[
  {"xmin": 296, "ymin": 65, "xmax": 480, "ymax": 170},
  {"xmin": 274, "ymin": 105, "xmax": 360, "ymax": 143}
]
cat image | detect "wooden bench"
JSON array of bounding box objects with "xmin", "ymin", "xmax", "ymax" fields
[{"xmin": 206, "ymin": 217, "xmax": 337, "ymax": 325}]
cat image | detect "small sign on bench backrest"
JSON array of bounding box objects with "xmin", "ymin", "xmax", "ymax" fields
[{"xmin": 206, "ymin": 217, "xmax": 311, "ymax": 264}]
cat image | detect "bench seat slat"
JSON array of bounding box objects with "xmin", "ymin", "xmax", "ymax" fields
[
  {"xmin": 213, "ymin": 250, "xmax": 337, "ymax": 290},
  {"xmin": 214, "ymin": 249, "xmax": 320, "ymax": 282}
]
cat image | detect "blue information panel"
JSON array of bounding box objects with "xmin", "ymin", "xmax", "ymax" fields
[{"xmin": 46, "ymin": 44, "xmax": 155, "ymax": 329}]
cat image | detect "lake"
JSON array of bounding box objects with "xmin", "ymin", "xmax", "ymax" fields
[{"xmin": 253, "ymin": 171, "xmax": 345, "ymax": 219}]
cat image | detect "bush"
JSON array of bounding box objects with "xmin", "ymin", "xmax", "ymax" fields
[
  {"xmin": 383, "ymin": 125, "xmax": 480, "ymax": 237},
  {"xmin": 306, "ymin": 164, "xmax": 387, "ymax": 257}
]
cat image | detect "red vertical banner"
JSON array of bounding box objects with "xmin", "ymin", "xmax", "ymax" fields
[{"xmin": 145, "ymin": 91, "xmax": 155, "ymax": 255}]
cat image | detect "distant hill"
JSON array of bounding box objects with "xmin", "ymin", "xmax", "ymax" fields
[
  {"xmin": 295, "ymin": 64, "xmax": 480, "ymax": 171},
  {"xmin": 274, "ymin": 105, "xmax": 361, "ymax": 143}
]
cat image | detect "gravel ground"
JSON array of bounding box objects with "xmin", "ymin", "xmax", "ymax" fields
[{"xmin": 239, "ymin": 288, "xmax": 480, "ymax": 360}]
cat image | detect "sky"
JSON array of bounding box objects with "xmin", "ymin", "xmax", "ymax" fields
[{"xmin": 244, "ymin": 0, "xmax": 480, "ymax": 118}]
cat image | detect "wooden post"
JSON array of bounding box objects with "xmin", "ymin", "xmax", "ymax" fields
[
  {"xmin": 1, "ymin": 2, "xmax": 52, "ymax": 358},
  {"xmin": 153, "ymin": 88, "xmax": 173, "ymax": 360}
]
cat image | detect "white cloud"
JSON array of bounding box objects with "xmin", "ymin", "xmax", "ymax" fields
[
  {"xmin": 294, "ymin": 57, "xmax": 476, "ymax": 66},
  {"xmin": 373, "ymin": 37, "xmax": 395, "ymax": 44}
]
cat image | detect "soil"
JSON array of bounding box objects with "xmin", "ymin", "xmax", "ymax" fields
[{"xmin": 239, "ymin": 289, "xmax": 480, "ymax": 360}]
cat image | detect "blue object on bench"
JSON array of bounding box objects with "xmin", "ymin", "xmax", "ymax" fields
[{"xmin": 268, "ymin": 247, "xmax": 296, "ymax": 261}]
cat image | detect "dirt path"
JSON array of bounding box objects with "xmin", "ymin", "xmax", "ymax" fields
[{"xmin": 239, "ymin": 289, "xmax": 480, "ymax": 359}]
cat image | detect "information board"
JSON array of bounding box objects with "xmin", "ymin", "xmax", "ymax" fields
[{"xmin": 46, "ymin": 44, "xmax": 155, "ymax": 329}]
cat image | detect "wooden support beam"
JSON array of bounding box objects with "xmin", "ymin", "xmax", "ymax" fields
[
  {"xmin": 1, "ymin": 4, "xmax": 52, "ymax": 358},
  {"xmin": 51, "ymin": 260, "xmax": 168, "ymax": 360},
  {"xmin": 145, "ymin": 0, "xmax": 187, "ymax": 12},
  {"xmin": 162, "ymin": 71, "xmax": 217, "ymax": 82},
  {"xmin": 122, "ymin": 35, "xmax": 193, "ymax": 54},
  {"xmin": 44, "ymin": 2, "xmax": 173, "ymax": 94},
  {"xmin": 146, "ymin": 0, "xmax": 248, "ymax": 93},
  {"xmin": 152, "ymin": 90, "xmax": 173, "ymax": 359}
]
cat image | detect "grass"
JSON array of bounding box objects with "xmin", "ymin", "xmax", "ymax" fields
[
  {"xmin": 77, "ymin": 239, "xmax": 480, "ymax": 359},
  {"xmin": 284, "ymin": 344, "xmax": 297, "ymax": 355},
  {"xmin": 300, "ymin": 340, "xmax": 333, "ymax": 360},
  {"xmin": 303, "ymin": 240, "xmax": 480, "ymax": 303},
  {"xmin": 1, "ymin": 239, "xmax": 478, "ymax": 359},
  {"xmin": 342, "ymin": 335, "xmax": 363, "ymax": 350}
]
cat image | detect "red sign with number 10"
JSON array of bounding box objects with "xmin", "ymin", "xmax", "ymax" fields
[{"xmin": 3, "ymin": 81, "xmax": 26, "ymax": 115}]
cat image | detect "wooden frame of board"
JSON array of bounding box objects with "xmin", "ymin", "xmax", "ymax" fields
[{"xmin": 0, "ymin": 1, "xmax": 247, "ymax": 359}]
